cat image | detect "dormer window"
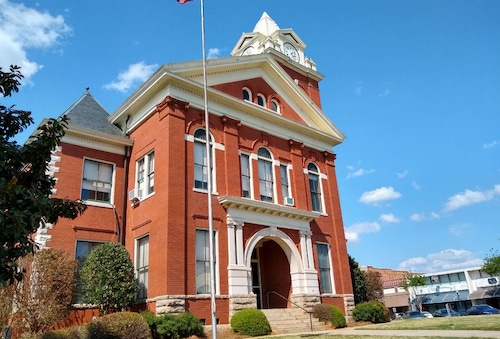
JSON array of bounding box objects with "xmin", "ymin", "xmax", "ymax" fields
[
  {"xmin": 257, "ymin": 94, "xmax": 265, "ymax": 107},
  {"xmin": 243, "ymin": 88, "xmax": 252, "ymax": 101},
  {"xmin": 270, "ymin": 99, "xmax": 280, "ymax": 113}
]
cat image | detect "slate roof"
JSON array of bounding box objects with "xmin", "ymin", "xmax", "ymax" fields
[{"xmin": 61, "ymin": 88, "xmax": 124, "ymax": 136}]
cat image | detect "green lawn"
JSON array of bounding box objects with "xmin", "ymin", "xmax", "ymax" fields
[
  {"xmin": 357, "ymin": 314, "xmax": 500, "ymax": 331},
  {"xmin": 256, "ymin": 315, "xmax": 500, "ymax": 339}
]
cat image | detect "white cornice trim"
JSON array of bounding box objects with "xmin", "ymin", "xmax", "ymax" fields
[
  {"xmin": 218, "ymin": 195, "xmax": 320, "ymax": 231},
  {"xmin": 62, "ymin": 125, "xmax": 133, "ymax": 154}
]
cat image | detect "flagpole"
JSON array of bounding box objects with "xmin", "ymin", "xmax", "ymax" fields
[{"xmin": 199, "ymin": 0, "xmax": 218, "ymax": 338}]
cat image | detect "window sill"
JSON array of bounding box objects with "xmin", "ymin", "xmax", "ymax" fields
[
  {"xmin": 83, "ymin": 201, "xmax": 114, "ymax": 208},
  {"xmin": 193, "ymin": 188, "xmax": 219, "ymax": 196}
]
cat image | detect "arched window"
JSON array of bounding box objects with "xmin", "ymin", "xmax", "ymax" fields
[
  {"xmin": 258, "ymin": 147, "xmax": 274, "ymax": 202},
  {"xmin": 242, "ymin": 88, "xmax": 252, "ymax": 101},
  {"xmin": 194, "ymin": 129, "xmax": 214, "ymax": 190},
  {"xmin": 257, "ymin": 94, "xmax": 265, "ymax": 107},
  {"xmin": 308, "ymin": 163, "xmax": 322, "ymax": 212},
  {"xmin": 270, "ymin": 99, "xmax": 280, "ymax": 113}
]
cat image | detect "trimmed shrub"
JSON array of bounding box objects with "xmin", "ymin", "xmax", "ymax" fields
[
  {"xmin": 40, "ymin": 327, "xmax": 85, "ymax": 339},
  {"xmin": 331, "ymin": 305, "xmax": 347, "ymax": 328},
  {"xmin": 312, "ymin": 303, "xmax": 332, "ymax": 322},
  {"xmin": 352, "ymin": 301, "xmax": 390, "ymax": 323},
  {"xmin": 86, "ymin": 311, "xmax": 152, "ymax": 339},
  {"xmin": 230, "ymin": 309, "xmax": 271, "ymax": 337},
  {"xmin": 311, "ymin": 304, "xmax": 346, "ymax": 328},
  {"xmin": 141, "ymin": 311, "xmax": 204, "ymax": 339},
  {"xmin": 81, "ymin": 243, "xmax": 139, "ymax": 315}
]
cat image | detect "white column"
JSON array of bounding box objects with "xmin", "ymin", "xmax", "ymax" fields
[
  {"xmin": 300, "ymin": 230, "xmax": 314, "ymax": 269},
  {"xmin": 227, "ymin": 218, "xmax": 237, "ymax": 266},
  {"xmin": 235, "ymin": 222, "xmax": 244, "ymax": 266}
]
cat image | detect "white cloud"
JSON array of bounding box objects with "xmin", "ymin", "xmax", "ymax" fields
[
  {"xmin": 409, "ymin": 213, "xmax": 424, "ymax": 222},
  {"xmin": 410, "ymin": 212, "xmax": 440, "ymax": 222},
  {"xmin": 443, "ymin": 185, "xmax": 500, "ymax": 212},
  {"xmin": 207, "ymin": 48, "xmax": 221, "ymax": 59},
  {"xmin": 0, "ymin": 0, "xmax": 71, "ymax": 82},
  {"xmin": 448, "ymin": 223, "xmax": 471, "ymax": 237},
  {"xmin": 379, "ymin": 213, "xmax": 400, "ymax": 223},
  {"xmin": 104, "ymin": 61, "xmax": 158, "ymax": 92},
  {"xmin": 344, "ymin": 221, "xmax": 381, "ymax": 243},
  {"xmin": 412, "ymin": 181, "xmax": 421, "ymax": 190},
  {"xmin": 346, "ymin": 166, "xmax": 375, "ymax": 179},
  {"xmin": 359, "ymin": 186, "xmax": 401, "ymax": 205},
  {"xmin": 398, "ymin": 249, "xmax": 484, "ymax": 273},
  {"xmin": 397, "ymin": 170, "xmax": 409, "ymax": 178},
  {"xmin": 483, "ymin": 140, "xmax": 498, "ymax": 149}
]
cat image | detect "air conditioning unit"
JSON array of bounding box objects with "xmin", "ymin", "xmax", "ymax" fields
[
  {"xmin": 128, "ymin": 189, "xmax": 140, "ymax": 203},
  {"xmin": 284, "ymin": 197, "xmax": 294, "ymax": 206}
]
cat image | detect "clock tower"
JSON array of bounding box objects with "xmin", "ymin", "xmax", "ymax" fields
[{"xmin": 231, "ymin": 12, "xmax": 317, "ymax": 71}]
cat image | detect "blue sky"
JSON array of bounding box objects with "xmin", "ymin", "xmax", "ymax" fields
[{"xmin": 1, "ymin": 0, "xmax": 499, "ymax": 274}]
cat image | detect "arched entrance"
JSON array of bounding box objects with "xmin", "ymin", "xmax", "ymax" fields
[
  {"xmin": 245, "ymin": 227, "xmax": 306, "ymax": 310},
  {"xmin": 251, "ymin": 239, "xmax": 291, "ymax": 309}
]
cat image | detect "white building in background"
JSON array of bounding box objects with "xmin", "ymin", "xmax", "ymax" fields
[{"xmin": 409, "ymin": 266, "xmax": 500, "ymax": 314}]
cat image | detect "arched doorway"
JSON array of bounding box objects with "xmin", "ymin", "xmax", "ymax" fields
[{"xmin": 251, "ymin": 238, "xmax": 291, "ymax": 309}]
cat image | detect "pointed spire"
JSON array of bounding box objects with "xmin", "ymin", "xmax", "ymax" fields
[{"xmin": 253, "ymin": 12, "xmax": 280, "ymax": 36}]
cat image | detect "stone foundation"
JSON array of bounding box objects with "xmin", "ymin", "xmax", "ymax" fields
[
  {"xmin": 229, "ymin": 294, "xmax": 257, "ymax": 316},
  {"xmin": 290, "ymin": 294, "xmax": 320, "ymax": 311},
  {"xmin": 343, "ymin": 294, "xmax": 355, "ymax": 322},
  {"xmin": 154, "ymin": 295, "xmax": 186, "ymax": 315}
]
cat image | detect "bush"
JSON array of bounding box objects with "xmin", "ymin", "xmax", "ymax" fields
[
  {"xmin": 311, "ymin": 304, "xmax": 346, "ymax": 328},
  {"xmin": 331, "ymin": 305, "xmax": 347, "ymax": 328},
  {"xmin": 352, "ymin": 301, "xmax": 390, "ymax": 323},
  {"xmin": 81, "ymin": 243, "xmax": 139, "ymax": 315},
  {"xmin": 230, "ymin": 309, "xmax": 271, "ymax": 336},
  {"xmin": 312, "ymin": 303, "xmax": 332, "ymax": 322},
  {"xmin": 86, "ymin": 311, "xmax": 152, "ymax": 339},
  {"xmin": 141, "ymin": 311, "xmax": 204, "ymax": 339},
  {"xmin": 40, "ymin": 327, "xmax": 85, "ymax": 339}
]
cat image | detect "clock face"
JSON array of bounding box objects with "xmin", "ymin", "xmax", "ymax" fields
[
  {"xmin": 242, "ymin": 46, "xmax": 255, "ymax": 56},
  {"xmin": 283, "ymin": 43, "xmax": 299, "ymax": 62}
]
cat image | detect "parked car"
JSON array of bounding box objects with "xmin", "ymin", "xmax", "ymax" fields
[
  {"xmin": 422, "ymin": 311, "xmax": 434, "ymax": 318},
  {"xmin": 433, "ymin": 308, "xmax": 461, "ymax": 317},
  {"xmin": 467, "ymin": 304, "xmax": 500, "ymax": 315},
  {"xmin": 404, "ymin": 311, "xmax": 427, "ymax": 318}
]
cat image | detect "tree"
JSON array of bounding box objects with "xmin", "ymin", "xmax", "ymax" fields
[
  {"xmin": 12, "ymin": 248, "xmax": 77, "ymax": 337},
  {"xmin": 81, "ymin": 242, "xmax": 139, "ymax": 315},
  {"xmin": 0, "ymin": 65, "xmax": 86, "ymax": 285},
  {"xmin": 364, "ymin": 270, "xmax": 384, "ymax": 303},
  {"xmin": 0, "ymin": 282, "xmax": 14, "ymax": 338},
  {"xmin": 401, "ymin": 272, "xmax": 426, "ymax": 311},
  {"xmin": 482, "ymin": 251, "xmax": 500, "ymax": 278},
  {"xmin": 349, "ymin": 255, "xmax": 367, "ymax": 304}
]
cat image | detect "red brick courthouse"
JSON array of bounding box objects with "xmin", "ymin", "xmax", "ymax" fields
[{"xmin": 37, "ymin": 13, "xmax": 354, "ymax": 324}]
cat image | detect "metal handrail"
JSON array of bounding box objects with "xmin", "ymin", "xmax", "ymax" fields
[{"xmin": 265, "ymin": 291, "xmax": 313, "ymax": 332}]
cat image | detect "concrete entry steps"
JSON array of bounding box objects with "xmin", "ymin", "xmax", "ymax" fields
[{"xmin": 261, "ymin": 308, "xmax": 331, "ymax": 334}]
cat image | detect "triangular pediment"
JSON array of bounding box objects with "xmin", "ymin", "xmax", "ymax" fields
[{"xmin": 110, "ymin": 53, "xmax": 345, "ymax": 152}]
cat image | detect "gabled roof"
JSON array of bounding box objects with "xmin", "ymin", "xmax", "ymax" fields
[
  {"xmin": 110, "ymin": 53, "xmax": 345, "ymax": 151},
  {"xmin": 61, "ymin": 89, "xmax": 124, "ymax": 136}
]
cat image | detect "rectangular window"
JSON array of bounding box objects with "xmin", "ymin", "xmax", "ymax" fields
[
  {"xmin": 194, "ymin": 141, "xmax": 209, "ymax": 190},
  {"xmin": 196, "ymin": 229, "xmax": 217, "ymax": 294},
  {"xmin": 137, "ymin": 151, "xmax": 154, "ymax": 198},
  {"xmin": 81, "ymin": 159, "xmax": 113, "ymax": 203},
  {"xmin": 280, "ymin": 164, "xmax": 290, "ymax": 200},
  {"xmin": 258, "ymin": 159, "xmax": 273, "ymax": 202},
  {"xmin": 136, "ymin": 236, "xmax": 149, "ymax": 299},
  {"xmin": 317, "ymin": 243, "xmax": 333, "ymax": 293},
  {"xmin": 309, "ymin": 174, "xmax": 321, "ymax": 212},
  {"xmin": 75, "ymin": 240, "xmax": 104, "ymax": 303},
  {"xmin": 241, "ymin": 154, "xmax": 251, "ymax": 198}
]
